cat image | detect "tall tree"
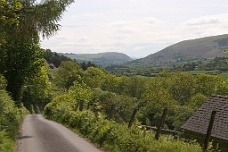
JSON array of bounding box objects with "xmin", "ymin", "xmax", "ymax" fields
[
  {"xmin": 0, "ymin": 0, "xmax": 74, "ymax": 103},
  {"xmin": 21, "ymin": 60, "xmax": 51, "ymax": 112}
]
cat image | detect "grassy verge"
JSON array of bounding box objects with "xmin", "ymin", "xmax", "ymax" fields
[{"xmin": 0, "ymin": 76, "xmax": 29, "ymax": 152}]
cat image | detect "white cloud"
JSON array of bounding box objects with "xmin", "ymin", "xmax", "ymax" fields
[
  {"xmin": 41, "ymin": 1, "xmax": 228, "ymax": 58},
  {"xmin": 177, "ymin": 13, "xmax": 228, "ymax": 39},
  {"xmin": 185, "ymin": 16, "xmax": 221, "ymax": 26}
]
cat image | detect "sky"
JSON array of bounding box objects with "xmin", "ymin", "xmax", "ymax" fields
[{"xmin": 40, "ymin": 0, "xmax": 228, "ymax": 58}]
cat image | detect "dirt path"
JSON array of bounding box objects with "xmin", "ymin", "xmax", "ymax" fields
[{"xmin": 15, "ymin": 114, "xmax": 104, "ymax": 152}]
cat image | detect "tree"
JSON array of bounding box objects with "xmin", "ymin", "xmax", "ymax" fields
[
  {"xmin": 173, "ymin": 93, "xmax": 207, "ymax": 130},
  {"xmin": 91, "ymin": 89, "xmax": 138, "ymax": 122},
  {"xmin": 196, "ymin": 74, "xmax": 224, "ymax": 96},
  {"xmin": 141, "ymin": 77, "xmax": 178, "ymax": 128},
  {"xmin": 167, "ymin": 72, "xmax": 196, "ymax": 104},
  {"xmin": 123, "ymin": 76, "xmax": 147, "ymax": 99},
  {"xmin": 68, "ymin": 81, "xmax": 92, "ymax": 106},
  {"xmin": 0, "ymin": 0, "xmax": 74, "ymax": 103},
  {"xmin": 44, "ymin": 49, "xmax": 73, "ymax": 68},
  {"xmin": 54, "ymin": 61, "xmax": 83, "ymax": 90},
  {"xmin": 83, "ymin": 67, "xmax": 106, "ymax": 88},
  {"xmin": 0, "ymin": 42, "xmax": 44, "ymax": 102},
  {"xmin": 16, "ymin": 0, "xmax": 74, "ymax": 41},
  {"xmin": 80, "ymin": 61, "xmax": 96, "ymax": 70},
  {"xmin": 21, "ymin": 60, "xmax": 51, "ymax": 112},
  {"xmin": 101, "ymin": 74, "xmax": 119, "ymax": 93},
  {"xmin": 0, "ymin": 0, "xmax": 22, "ymax": 45},
  {"xmin": 187, "ymin": 93, "xmax": 207, "ymax": 110}
]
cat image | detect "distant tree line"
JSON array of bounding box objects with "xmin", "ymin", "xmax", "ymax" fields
[
  {"xmin": 172, "ymin": 57, "xmax": 228, "ymax": 71},
  {"xmin": 107, "ymin": 57, "xmax": 228, "ymax": 77}
]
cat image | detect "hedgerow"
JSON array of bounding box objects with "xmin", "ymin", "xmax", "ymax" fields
[
  {"xmin": 44, "ymin": 96, "xmax": 202, "ymax": 152},
  {"xmin": 0, "ymin": 76, "xmax": 28, "ymax": 152}
]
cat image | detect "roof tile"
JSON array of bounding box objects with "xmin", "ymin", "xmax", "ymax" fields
[{"xmin": 181, "ymin": 95, "xmax": 228, "ymax": 141}]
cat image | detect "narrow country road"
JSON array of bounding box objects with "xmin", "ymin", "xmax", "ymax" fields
[{"xmin": 15, "ymin": 114, "xmax": 104, "ymax": 152}]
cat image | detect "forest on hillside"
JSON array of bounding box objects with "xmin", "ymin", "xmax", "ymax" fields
[{"xmin": 0, "ymin": 0, "xmax": 227, "ymax": 152}]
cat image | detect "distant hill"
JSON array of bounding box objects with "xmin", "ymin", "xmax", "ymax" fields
[
  {"xmin": 61, "ymin": 52, "xmax": 133, "ymax": 67},
  {"xmin": 127, "ymin": 34, "xmax": 228, "ymax": 67}
]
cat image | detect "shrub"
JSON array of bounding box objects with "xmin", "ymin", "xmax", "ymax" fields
[
  {"xmin": 44, "ymin": 99, "xmax": 202, "ymax": 152},
  {"xmin": 0, "ymin": 76, "xmax": 28, "ymax": 152}
]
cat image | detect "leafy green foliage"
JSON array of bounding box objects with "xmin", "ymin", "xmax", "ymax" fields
[
  {"xmin": 167, "ymin": 72, "xmax": 196, "ymax": 104},
  {"xmin": 80, "ymin": 61, "xmax": 96, "ymax": 70},
  {"xmin": 21, "ymin": 60, "xmax": 51, "ymax": 113},
  {"xmin": 91, "ymin": 89, "xmax": 138, "ymax": 122},
  {"xmin": 196, "ymin": 74, "xmax": 224, "ymax": 96},
  {"xmin": 44, "ymin": 49, "xmax": 73, "ymax": 68},
  {"xmin": 83, "ymin": 67, "xmax": 106, "ymax": 88},
  {"xmin": 187, "ymin": 93, "xmax": 208, "ymax": 110},
  {"xmin": 0, "ymin": 1, "xmax": 75, "ymax": 151},
  {"xmin": 0, "ymin": 0, "xmax": 74, "ymax": 104},
  {"xmin": 68, "ymin": 81, "xmax": 92, "ymax": 104},
  {"xmin": 0, "ymin": 41, "xmax": 44, "ymax": 102},
  {"xmin": 16, "ymin": 0, "xmax": 74, "ymax": 41},
  {"xmin": 50, "ymin": 61, "xmax": 228, "ymax": 130},
  {"xmin": 0, "ymin": 0, "xmax": 22, "ymax": 45},
  {"xmin": 45, "ymin": 57, "xmax": 228, "ymax": 151},
  {"xmin": 0, "ymin": 75, "xmax": 28, "ymax": 152},
  {"xmin": 44, "ymin": 102, "xmax": 202, "ymax": 152},
  {"xmin": 54, "ymin": 61, "xmax": 83, "ymax": 90}
]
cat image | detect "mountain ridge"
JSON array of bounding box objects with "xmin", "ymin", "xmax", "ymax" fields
[
  {"xmin": 61, "ymin": 52, "xmax": 133, "ymax": 67},
  {"xmin": 127, "ymin": 34, "xmax": 228, "ymax": 67}
]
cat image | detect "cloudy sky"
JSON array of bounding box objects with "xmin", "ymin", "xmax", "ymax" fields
[{"xmin": 40, "ymin": 0, "xmax": 228, "ymax": 58}]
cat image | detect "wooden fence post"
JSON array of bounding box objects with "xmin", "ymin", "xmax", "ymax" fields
[
  {"xmin": 155, "ymin": 108, "xmax": 168, "ymax": 140},
  {"xmin": 203, "ymin": 110, "xmax": 216, "ymax": 151},
  {"xmin": 128, "ymin": 108, "xmax": 139, "ymax": 128},
  {"xmin": 79, "ymin": 100, "xmax": 84, "ymax": 111},
  {"xmin": 109, "ymin": 104, "xmax": 115, "ymax": 119}
]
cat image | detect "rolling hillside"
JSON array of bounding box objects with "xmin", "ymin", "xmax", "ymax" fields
[
  {"xmin": 62, "ymin": 52, "xmax": 133, "ymax": 67},
  {"xmin": 128, "ymin": 34, "xmax": 228, "ymax": 67}
]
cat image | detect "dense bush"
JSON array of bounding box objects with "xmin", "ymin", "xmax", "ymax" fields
[
  {"xmin": 0, "ymin": 76, "xmax": 28, "ymax": 152},
  {"xmin": 44, "ymin": 99, "xmax": 202, "ymax": 152}
]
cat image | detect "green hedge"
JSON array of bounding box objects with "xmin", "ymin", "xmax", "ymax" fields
[
  {"xmin": 44, "ymin": 98, "xmax": 202, "ymax": 152},
  {"xmin": 0, "ymin": 76, "xmax": 28, "ymax": 152}
]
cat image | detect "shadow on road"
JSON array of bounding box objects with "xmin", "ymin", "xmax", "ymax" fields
[{"xmin": 17, "ymin": 135, "xmax": 33, "ymax": 140}]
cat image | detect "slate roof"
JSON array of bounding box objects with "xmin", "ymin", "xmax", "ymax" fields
[{"xmin": 181, "ymin": 95, "xmax": 228, "ymax": 141}]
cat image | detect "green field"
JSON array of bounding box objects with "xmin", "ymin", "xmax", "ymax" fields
[
  {"xmin": 218, "ymin": 72, "xmax": 228, "ymax": 80},
  {"xmin": 187, "ymin": 70, "xmax": 228, "ymax": 80}
]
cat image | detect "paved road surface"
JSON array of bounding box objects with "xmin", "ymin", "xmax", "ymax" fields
[{"xmin": 15, "ymin": 114, "xmax": 104, "ymax": 152}]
